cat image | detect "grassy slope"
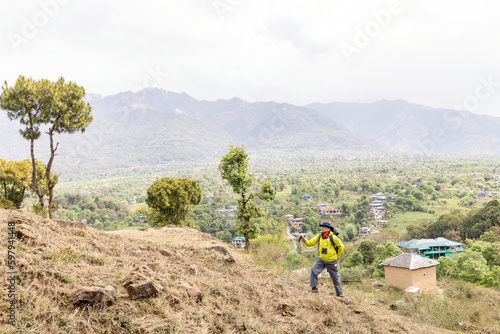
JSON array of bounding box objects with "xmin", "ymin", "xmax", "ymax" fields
[
  {"xmin": 387, "ymin": 212, "xmax": 439, "ymax": 233},
  {"xmin": 1, "ymin": 209, "xmax": 498, "ymax": 333}
]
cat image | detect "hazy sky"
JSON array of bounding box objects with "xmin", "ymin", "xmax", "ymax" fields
[{"xmin": 2, "ymin": 0, "xmax": 500, "ymax": 116}]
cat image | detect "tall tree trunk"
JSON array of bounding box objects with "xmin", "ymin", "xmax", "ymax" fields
[
  {"xmin": 46, "ymin": 127, "xmax": 59, "ymax": 219},
  {"xmin": 16, "ymin": 188, "xmax": 25, "ymax": 209},
  {"xmin": 29, "ymin": 121, "xmax": 44, "ymax": 209},
  {"xmin": 243, "ymin": 217, "xmax": 250, "ymax": 251},
  {"xmin": 242, "ymin": 193, "xmax": 250, "ymax": 251},
  {"xmin": 3, "ymin": 180, "xmax": 8, "ymax": 202}
]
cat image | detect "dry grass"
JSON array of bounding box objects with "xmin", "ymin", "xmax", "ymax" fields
[{"xmin": 0, "ymin": 209, "xmax": 497, "ymax": 333}]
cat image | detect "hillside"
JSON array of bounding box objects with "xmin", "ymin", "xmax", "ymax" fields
[{"xmin": 3, "ymin": 210, "xmax": 498, "ymax": 333}]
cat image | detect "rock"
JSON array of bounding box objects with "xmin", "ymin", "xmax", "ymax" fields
[
  {"xmin": 378, "ymin": 299, "xmax": 385, "ymax": 304},
  {"xmin": 214, "ymin": 252, "xmax": 235, "ymax": 264},
  {"xmin": 72, "ymin": 286, "xmax": 116, "ymax": 307},
  {"xmin": 390, "ymin": 300, "xmax": 406, "ymax": 310},
  {"xmin": 159, "ymin": 249, "xmax": 172, "ymax": 257},
  {"xmin": 166, "ymin": 224, "xmax": 175, "ymax": 228},
  {"xmin": 179, "ymin": 282, "xmax": 203, "ymax": 303},
  {"xmin": 223, "ymin": 254, "xmax": 235, "ymax": 263},
  {"xmin": 187, "ymin": 287, "xmax": 202, "ymax": 302},
  {"xmin": 104, "ymin": 285, "xmax": 116, "ymax": 298},
  {"xmin": 189, "ymin": 265, "xmax": 198, "ymax": 276},
  {"xmin": 338, "ymin": 298, "xmax": 352, "ymax": 305},
  {"xmin": 207, "ymin": 245, "xmax": 230, "ymax": 255},
  {"xmin": 122, "ymin": 265, "xmax": 157, "ymax": 289},
  {"xmin": 126, "ymin": 281, "xmax": 162, "ymax": 300},
  {"xmin": 16, "ymin": 223, "xmax": 37, "ymax": 240}
]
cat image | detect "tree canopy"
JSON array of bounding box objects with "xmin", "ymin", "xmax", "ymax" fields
[
  {"xmin": 146, "ymin": 177, "xmax": 202, "ymax": 227},
  {"xmin": 0, "ymin": 75, "xmax": 92, "ymax": 217},
  {"xmin": 0, "ymin": 159, "xmax": 57, "ymax": 209}
]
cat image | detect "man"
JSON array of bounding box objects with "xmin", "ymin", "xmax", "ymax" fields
[{"xmin": 299, "ymin": 222, "xmax": 344, "ymax": 297}]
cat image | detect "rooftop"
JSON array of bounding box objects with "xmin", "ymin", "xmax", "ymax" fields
[
  {"xmin": 380, "ymin": 253, "xmax": 439, "ymax": 270},
  {"xmin": 397, "ymin": 237, "xmax": 463, "ymax": 250}
]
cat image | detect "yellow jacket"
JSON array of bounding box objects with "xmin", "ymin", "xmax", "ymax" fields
[{"xmin": 304, "ymin": 232, "xmax": 344, "ymax": 262}]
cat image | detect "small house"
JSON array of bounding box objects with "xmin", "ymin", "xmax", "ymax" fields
[
  {"xmin": 322, "ymin": 208, "xmax": 343, "ymax": 215},
  {"xmin": 232, "ymin": 237, "xmax": 245, "ymax": 249},
  {"xmin": 316, "ymin": 203, "xmax": 329, "ymax": 211},
  {"xmin": 301, "ymin": 194, "xmax": 313, "ymax": 201},
  {"xmin": 359, "ymin": 227, "xmax": 370, "ymax": 235},
  {"xmin": 290, "ymin": 218, "xmax": 303, "ymax": 232},
  {"xmin": 380, "ymin": 253, "xmax": 439, "ymax": 293}
]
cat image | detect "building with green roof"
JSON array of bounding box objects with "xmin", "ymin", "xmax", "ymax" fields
[
  {"xmin": 232, "ymin": 236, "xmax": 246, "ymax": 249},
  {"xmin": 396, "ymin": 237, "xmax": 464, "ymax": 259}
]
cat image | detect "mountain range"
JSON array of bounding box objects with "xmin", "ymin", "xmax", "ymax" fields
[{"xmin": 1, "ymin": 88, "xmax": 500, "ymax": 175}]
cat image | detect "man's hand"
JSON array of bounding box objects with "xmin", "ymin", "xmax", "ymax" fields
[{"xmin": 299, "ymin": 235, "xmax": 305, "ymax": 242}]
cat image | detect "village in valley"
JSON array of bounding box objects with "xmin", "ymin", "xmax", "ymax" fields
[{"xmin": 284, "ymin": 192, "xmax": 396, "ymax": 237}]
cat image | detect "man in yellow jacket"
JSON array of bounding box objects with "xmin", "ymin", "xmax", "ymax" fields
[{"xmin": 299, "ymin": 222, "xmax": 344, "ymax": 297}]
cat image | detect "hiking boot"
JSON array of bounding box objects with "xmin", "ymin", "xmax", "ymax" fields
[
  {"xmin": 336, "ymin": 294, "xmax": 345, "ymax": 298},
  {"xmin": 311, "ymin": 287, "xmax": 318, "ymax": 293}
]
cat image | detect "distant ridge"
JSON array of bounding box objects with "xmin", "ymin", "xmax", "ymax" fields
[
  {"xmin": 2, "ymin": 89, "xmax": 500, "ymax": 175},
  {"xmin": 307, "ymin": 99, "xmax": 500, "ymax": 155}
]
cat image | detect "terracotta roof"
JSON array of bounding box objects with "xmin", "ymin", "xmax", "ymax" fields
[{"xmin": 379, "ymin": 253, "xmax": 439, "ymax": 270}]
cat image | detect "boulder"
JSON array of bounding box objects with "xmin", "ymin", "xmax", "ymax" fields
[
  {"xmin": 122, "ymin": 266, "xmax": 163, "ymax": 300},
  {"xmin": 208, "ymin": 246, "xmax": 235, "ymax": 264},
  {"xmin": 214, "ymin": 252, "xmax": 235, "ymax": 264},
  {"xmin": 123, "ymin": 265, "xmax": 156, "ymax": 289},
  {"xmin": 16, "ymin": 224, "xmax": 37, "ymax": 240},
  {"xmin": 72, "ymin": 286, "xmax": 116, "ymax": 307},
  {"xmin": 223, "ymin": 254, "xmax": 235, "ymax": 264},
  {"xmin": 206, "ymin": 245, "xmax": 230, "ymax": 255},
  {"xmin": 126, "ymin": 281, "xmax": 162, "ymax": 300}
]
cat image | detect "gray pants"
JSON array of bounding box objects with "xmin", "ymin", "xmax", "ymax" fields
[{"xmin": 310, "ymin": 257, "xmax": 343, "ymax": 296}]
